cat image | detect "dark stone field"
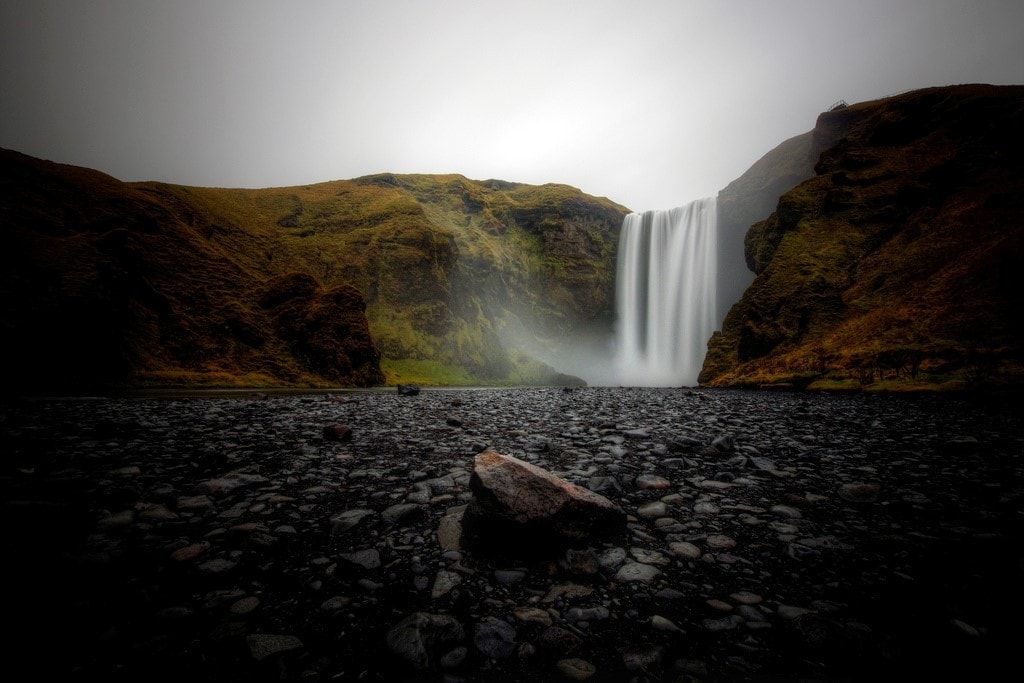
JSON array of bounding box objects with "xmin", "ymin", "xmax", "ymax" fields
[{"xmin": 3, "ymin": 387, "xmax": 1022, "ymax": 681}]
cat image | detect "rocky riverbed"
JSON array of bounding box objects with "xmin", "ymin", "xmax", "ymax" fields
[{"xmin": 3, "ymin": 387, "xmax": 1023, "ymax": 682}]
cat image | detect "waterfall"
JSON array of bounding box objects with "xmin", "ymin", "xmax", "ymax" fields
[{"xmin": 613, "ymin": 197, "xmax": 718, "ymax": 386}]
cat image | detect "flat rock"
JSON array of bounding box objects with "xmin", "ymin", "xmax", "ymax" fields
[{"xmin": 462, "ymin": 450, "xmax": 626, "ymax": 553}]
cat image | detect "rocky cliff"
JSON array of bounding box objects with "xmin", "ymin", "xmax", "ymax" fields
[
  {"xmin": 715, "ymin": 129, "xmax": 841, "ymax": 325},
  {"xmin": 701, "ymin": 84, "xmax": 1024, "ymax": 390},
  {"xmin": 0, "ymin": 150, "xmax": 626, "ymax": 392}
]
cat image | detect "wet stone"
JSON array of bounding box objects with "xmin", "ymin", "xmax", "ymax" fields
[
  {"xmin": 637, "ymin": 501, "xmax": 668, "ymax": 519},
  {"xmin": 514, "ymin": 607, "xmax": 553, "ymax": 626},
  {"xmin": 431, "ymin": 570, "xmax": 462, "ymax": 599},
  {"xmin": 474, "ymin": 617, "xmax": 517, "ymax": 659},
  {"xmin": 838, "ymin": 482, "xmax": 881, "ymax": 503},
  {"xmin": 386, "ymin": 612, "xmax": 464, "ymax": 671},
  {"xmin": 339, "ymin": 549, "xmax": 381, "ymax": 570},
  {"xmin": 703, "ymin": 615, "xmax": 744, "ymax": 632},
  {"xmin": 636, "ymin": 474, "xmax": 671, "ymax": 490},
  {"xmin": 330, "ymin": 509, "xmax": 377, "ymax": 533},
  {"xmin": 730, "ymin": 591, "xmax": 763, "ymax": 605},
  {"xmin": 706, "ymin": 534, "xmax": 737, "ymax": 549},
  {"xmin": 615, "ymin": 562, "xmax": 661, "ymax": 584},
  {"xmin": 770, "ymin": 505, "xmax": 802, "ymax": 519},
  {"xmin": 651, "ymin": 615, "xmax": 683, "ymax": 632},
  {"xmin": 557, "ymin": 657, "xmax": 597, "ymax": 680},
  {"xmin": 247, "ymin": 634, "xmax": 304, "ymax": 661}
]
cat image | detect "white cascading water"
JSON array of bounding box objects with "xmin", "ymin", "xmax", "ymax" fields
[{"xmin": 613, "ymin": 197, "xmax": 718, "ymax": 386}]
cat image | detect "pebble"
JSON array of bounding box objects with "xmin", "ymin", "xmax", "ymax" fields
[
  {"xmin": 706, "ymin": 534, "xmax": 737, "ymax": 549},
  {"xmin": 769, "ymin": 504, "xmax": 803, "ymax": 519},
  {"xmin": 730, "ymin": 591, "xmax": 763, "ymax": 605},
  {"xmin": 637, "ymin": 501, "xmax": 668, "ymax": 519},
  {"xmin": 614, "ymin": 562, "xmax": 661, "ymax": 583},
  {"xmin": 651, "ymin": 615, "xmax": 683, "ymax": 632},
  {"xmin": 838, "ymin": 482, "xmax": 881, "ymax": 503},
  {"xmin": 431, "ymin": 570, "xmax": 462, "ymax": 599},
  {"xmin": 339, "ymin": 549, "xmax": 381, "ymax": 569},
  {"xmin": 474, "ymin": 617, "xmax": 517, "ymax": 659},
  {"xmin": 636, "ymin": 474, "xmax": 671, "ymax": 489},
  {"xmin": 246, "ymin": 634, "xmax": 303, "ymax": 661},
  {"xmin": 514, "ymin": 607, "xmax": 553, "ymax": 626},
  {"xmin": 557, "ymin": 657, "xmax": 597, "ymax": 679},
  {"xmin": 668, "ymin": 541, "xmax": 702, "ymax": 559}
]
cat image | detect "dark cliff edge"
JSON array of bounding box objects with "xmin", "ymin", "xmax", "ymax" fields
[
  {"xmin": 0, "ymin": 150, "xmax": 384, "ymax": 393},
  {"xmin": 716, "ymin": 130, "xmax": 825, "ymax": 324},
  {"xmin": 0, "ymin": 150, "xmax": 627, "ymax": 393},
  {"xmin": 701, "ymin": 84, "xmax": 1024, "ymax": 392}
]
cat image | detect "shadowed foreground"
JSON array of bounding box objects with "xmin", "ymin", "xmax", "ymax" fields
[{"xmin": 3, "ymin": 387, "xmax": 1022, "ymax": 681}]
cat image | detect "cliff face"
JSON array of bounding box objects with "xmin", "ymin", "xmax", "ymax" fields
[
  {"xmin": 715, "ymin": 130, "xmax": 829, "ymax": 324},
  {"xmin": 0, "ymin": 150, "xmax": 626, "ymax": 391},
  {"xmin": 701, "ymin": 84, "xmax": 1024, "ymax": 390}
]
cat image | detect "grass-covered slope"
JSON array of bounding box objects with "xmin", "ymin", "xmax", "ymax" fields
[
  {"xmin": 0, "ymin": 149, "xmax": 627, "ymax": 391},
  {"xmin": 701, "ymin": 84, "xmax": 1024, "ymax": 391}
]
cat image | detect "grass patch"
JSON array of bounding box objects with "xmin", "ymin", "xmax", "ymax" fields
[{"xmin": 380, "ymin": 358, "xmax": 478, "ymax": 386}]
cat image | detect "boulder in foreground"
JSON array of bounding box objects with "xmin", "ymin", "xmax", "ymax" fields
[{"xmin": 462, "ymin": 450, "xmax": 626, "ymax": 555}]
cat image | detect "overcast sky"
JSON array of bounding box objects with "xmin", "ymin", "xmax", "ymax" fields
[{"xmin": 2, "ymin": 0, "xmax": 1022, "ymax": 212}]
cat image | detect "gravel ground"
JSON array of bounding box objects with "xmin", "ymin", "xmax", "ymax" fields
[{"xmin": 3, "ymin": 387, "xmax": 1023, "ymax": 682}]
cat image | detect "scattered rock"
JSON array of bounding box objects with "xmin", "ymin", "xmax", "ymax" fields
[
  {"xmin": 637, "ymin": 501, "xmax": 668, "ymax": 519},
  {"xmin": 386, "ymin": 612, "xmax": 465, "ymax": 671},
  {"xmin": 651, "ymin": 615, "xmax": 683, "ymax": 632},
  {"xmin": 246, "ymin": 634, "xmax": 303, "ymax": 661},
  {"xmin": 838, "ymin": 482, "xmax": 881, "ymax": 503},
  {"xmin": 323, "ymin": 423, "xmax": 352, "ymax": 441},
  {"xmin": 474, "ymin": 617, "xmax": 517, "ymax": 659},
  {"xmin": 557, "ymin": 657, "xmax": 597, "ymax": 680},
  {"xmin": 430, "ymin": 570, "xmax": 462, "ymax": 599},
  {"xmin": 339, "ymin": 549, "xmax": 381, "ymax": 570},
  {"xmin": 636, "ymin": 474, "xmax": 671, "ymax": 490},
  {"xmin": 330, "ymin": 508, "xmax": 378, "ymax": 534},
  {"xmin": 614, "ymin": 562, "xmax": 661, "ymax": 583},
  {"xmin": 437, "ymin": 506, "xmax": 465, "ymax": 551}
]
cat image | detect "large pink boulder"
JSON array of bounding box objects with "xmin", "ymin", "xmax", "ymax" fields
[{"xmin": 462, "ymin": 451, "xmax": 626, "ymax": 553}]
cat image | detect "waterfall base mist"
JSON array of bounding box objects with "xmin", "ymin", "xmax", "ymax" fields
[{"xmin": 611, "ymin": 198, "xmax": 718, "ymax": 387}]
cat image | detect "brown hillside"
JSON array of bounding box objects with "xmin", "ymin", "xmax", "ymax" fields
[
  {"xmin": 0, "ymin": 149, "xmax": 383, "ymax": 392},
  {"xmin": 701, "ymin": 84, "xmax": 1024, "ymax": 391}
]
